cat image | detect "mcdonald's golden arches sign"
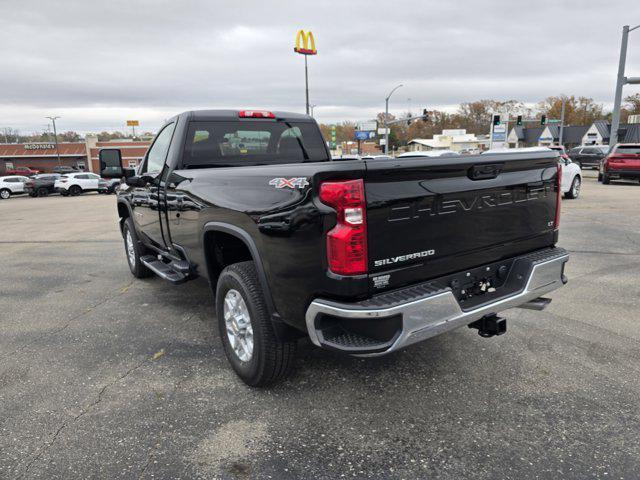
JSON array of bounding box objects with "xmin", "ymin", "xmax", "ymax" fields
[{"xmin": 294, "ymin": 30, "xmax": 317, "ymax": 55}]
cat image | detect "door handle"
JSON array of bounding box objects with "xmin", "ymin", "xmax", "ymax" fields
[{"xmin": 469, "ymin": 163, "xmax": 503, "ymax": 180}]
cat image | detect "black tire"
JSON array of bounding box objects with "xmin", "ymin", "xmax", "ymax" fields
[
  {"xmin": 216, "ymin": 261, "xmax": 296, "ymax": 387},
  {"xmin": 60, "ymin": 191, "xmax": 69, "ymax": 196},
  {"xmin": 564, "ymin": 176, "xmax": 581, "ymax": 199},
  {"xmin": 37, "ymin": 187, "xmax": 48, "ymax": 197},
  {"xmin": 122, "ymin": 217, "xmax": 153, "ymax": 278},
  {"xmin": 69, "ymin": 185, "xmax": 82, "ymax": 196},
  {"xmin": 0, "ymin": 188, "xmax": 11, "ymax": 200},
  {"xmin": 597, "ymin": 172, "xmax": 603, "ymax": 182},
  {"xmin": 602, "ymin": 173, "xmax": 611, "ymax": 185}
]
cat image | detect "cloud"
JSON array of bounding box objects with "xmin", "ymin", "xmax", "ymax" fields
[{"xmin": 1, "ymin": 0, "xmax": 639, "ymax": 133}]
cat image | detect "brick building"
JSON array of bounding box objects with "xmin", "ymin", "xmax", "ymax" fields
[{"xmin": 0, "ymin": 135, "xmax": 151, "ymax": 175}]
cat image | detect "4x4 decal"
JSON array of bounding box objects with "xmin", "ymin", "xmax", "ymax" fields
[{"xmin": 269, "ymin": 177, "xmax": 309, "ymax": 189}]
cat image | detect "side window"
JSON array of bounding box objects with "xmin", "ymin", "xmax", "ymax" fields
[
  {"xmin": 88, "ymin": 173, "xmax": 100, "ymax": 180},
  {"xmin": 143, "ymin": 123, "xmax": 176, "ymax": 174}
]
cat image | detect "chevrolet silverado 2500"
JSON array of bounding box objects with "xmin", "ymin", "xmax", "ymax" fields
[{"xmin": 105, "ymin": 109, "xmax": 569, "ymax": 386}]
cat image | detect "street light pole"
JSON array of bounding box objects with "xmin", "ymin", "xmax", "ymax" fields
[
  {"xmin": 304, "ymin": 55, "xmax": 310, "ymax": 115},
  {"xmin": 46, "ymin": 116, "xmax": 61, "ymax": 165},
  {"xmin": 384, "ymin": 84, "xmax": 403, "ymax": 155},
  {"xmin": 559, "ymin": 97, "xmax": 566, "ymax": 146},
  {"xmin": 610, "ymin": 24, "xmax": 640, "ymax": 146}
]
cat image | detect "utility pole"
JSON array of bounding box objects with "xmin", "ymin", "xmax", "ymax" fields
[
  {"xmin": 384, "ymin": 84, "xmax": 403, "ymax": 155},
  {"xmin": 559, "ymin": 97, "xmax": 566, "ymax": 146},
  {"xmin": 611, "ymin": 24, "xmax": 640, "ymax": 146},
  {"xmin": 46, "ymin": 116, "xmax": 62, "ymax": 165}
]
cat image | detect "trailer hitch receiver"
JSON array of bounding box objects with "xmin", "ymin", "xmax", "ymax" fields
[{"xmin": 468, "ymin": 314, "xmax": 506, "ymax": 338}]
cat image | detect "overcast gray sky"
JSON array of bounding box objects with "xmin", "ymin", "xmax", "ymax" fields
[{"xmin": 1, "ymin": 0, "xmax": 639, "ymax": 134}]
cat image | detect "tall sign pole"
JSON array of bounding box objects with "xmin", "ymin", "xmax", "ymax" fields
[
  {"xmin": 610, "ymin": 24, "xmax": 640, "ymax": 146},
  {"xmin": 294, "ymin": 30, "xmax": 317, "ymax": 115},
  {"xmin": 559, "ymin": 98, "xmax": 566, "ymax": 146},
  {"xmin": 46, "ymin": 116, "xmax": 61, "ymax": 165}
]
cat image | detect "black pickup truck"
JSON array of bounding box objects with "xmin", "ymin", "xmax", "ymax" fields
[{"xmin": 104, "ymin": 109, "xmax": 569, "ymax": 386}]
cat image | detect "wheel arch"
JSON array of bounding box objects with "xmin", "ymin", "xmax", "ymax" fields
[{"xmin": 202, "ymin": 222, "xmax": 276, "ymax": 316}]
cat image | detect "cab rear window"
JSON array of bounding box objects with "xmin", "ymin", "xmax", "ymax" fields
[{"xmin": 182, "ymin": 120, "xmax": 329, "ymax": 168}]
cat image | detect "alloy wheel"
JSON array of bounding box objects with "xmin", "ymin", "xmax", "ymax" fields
[
  {"xmin": 223, "ymin": 289, "xmax": 254, "ymax": 362},
  {"xmin": 125, "ymin": 230, "xmax": 136, "ymax": 266}
]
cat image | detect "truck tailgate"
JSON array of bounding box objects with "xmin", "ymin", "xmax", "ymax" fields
[{"xmin": 364, "ymin": 152, "xmax": 560, "ymax": 292}]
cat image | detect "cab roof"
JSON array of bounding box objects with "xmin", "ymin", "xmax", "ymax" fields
[{"xmin": 186, "ymin": 110, "xmax": 313, "ymax": 122}]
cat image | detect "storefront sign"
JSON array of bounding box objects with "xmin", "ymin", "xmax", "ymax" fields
[{"xmin": 24, "ymin": 143, "xmax": 55, "ymax": 150}]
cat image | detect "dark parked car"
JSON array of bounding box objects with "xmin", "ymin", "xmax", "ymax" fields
[
  {"xmin": 568, "ymin": 145, "xmax": 609, "ymax": 169},
  {"xmin": 52, "ymin": 165, "xmax": 79, "ymax": 174},
  {"xmin": 24, "ymin": 173, "xmax": 61, "ymax": 197}
]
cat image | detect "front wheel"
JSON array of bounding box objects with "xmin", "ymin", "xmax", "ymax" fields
[
  {"xmin": 0, "ymin": 189, "xmax": 11, "ymax": 199},
  {"xmin": 565, "ymin": 176, "xmax": 581, "ymax": 199},
  {"xmin": 602, "ymin": 173, "xmax": 611, "ymax": 185},
  {"xmin": 216, "ymin": 261, "xmax": 296, "ymax": 387},
  {"xmin": 122, "ymin": 217, "xmax": 152, "ymax": 278}
]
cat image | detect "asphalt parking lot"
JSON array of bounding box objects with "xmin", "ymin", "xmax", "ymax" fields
[{"xmin": 1, "ymin": 171, "xmax": 639, "ymax": 480}]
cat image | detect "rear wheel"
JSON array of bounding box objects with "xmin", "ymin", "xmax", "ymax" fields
[
  {"xmin": 0, "ymin": 189, "xmax": 10, "ymax": 199},
  {"xmin": 122, "ymin": 217, "xmax": 152, "ymax": 278},
  {"xmin": 565, "ymin": 176, "xmax": 581, "ymax": 199},
  {"xmin": 69, "ymin": 185, "xmax": 82, "ymax": 196},
  {"xmin": 216, "ymin": 261, "xmax": 296, "ymax": 387},
  {"xmin": 37, "ymin": 187, "xmax": 48, "ymax": 197}
]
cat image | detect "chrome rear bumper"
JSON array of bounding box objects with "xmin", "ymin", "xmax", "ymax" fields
[{"xmin": 305, "ymin": 248, "xmax": 569, "ymax": 356}]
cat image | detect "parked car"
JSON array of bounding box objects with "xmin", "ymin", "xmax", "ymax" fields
[
  {"xmin": 52, "ymin": 165, "xmax": 79, "ymax": 174},
  {"xmin": 598, "ymin": 144, "xmax": 640, "ymax": 184},
  {"xmin": 547, "ymin": 145, "xmax": 572, "ymax": 162},
  {"xmin": 98, "ymin": 178, "xmax": 121, "ymax": 194},
  {"xmin": 5, "ymin": 166, "xmax": 40, "ymax": 176},
  {"xmin": 558, "ymin": 157, "xmax": 582, "ymax": 199},
  {"xmin": 24, "ymin": 173, "xmax": 62, "ymax": 197},
  {"xmin": 568, "ymin": 145, "xmax": 609, "ymax": 169},
  {"xmin": 397, "ymin": 150, "xmax": 460, "ymax": 158},
  {"xmin": 0, "ymin": 175, "xmax": 30, "ymax": 199},
  {"xmin": 110, "ymin": 109, "xmax": 568, "ymax": 386},
  {"xmin": 54, "ymin": 172, "xmax": 102, "ymax": 196}
]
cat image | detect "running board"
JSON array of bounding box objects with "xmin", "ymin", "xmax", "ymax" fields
[
  {"xmin": 517, "ymin": 297, "xmax": 552, "ymax": 311},
  {"xmin": 140, "ymin": 255, "xmax": 188, "ymax": 284}
]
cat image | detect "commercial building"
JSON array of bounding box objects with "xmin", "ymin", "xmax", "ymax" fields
[
  {"xmin": 581, "ymin": 120, "xmax": 640, "ymax": 145},
  {"xmin": 407, "ymin": 129, "xmax": 483, "ymax": 153},
  {"xmin": 537, "ymin": 125, "xmax": 589, "ymax": 149},
  {"xmin": 0, "ymin": 135, "xmax": 151, "ymax": 175}
]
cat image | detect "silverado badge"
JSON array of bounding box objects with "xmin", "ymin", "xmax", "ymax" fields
[{"xmin": 269, "ymin": 177, "xmax": 309, "ymax": 189}]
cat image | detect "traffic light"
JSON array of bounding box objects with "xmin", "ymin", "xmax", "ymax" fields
[
  {"xmin": 492, "ymin": 114, "xmax": 501, "ymax": 126},
  {"xmin": 516, "ymin": 115, "xmax": 523, "ymax": 126},
  {"xmin": 407, "ymin": 113, "xmax": 412, "ymax": 126},
  {"xmin": 540, "ymin": 115, "xmax": 547, "ymax": 126},
  {"xmin": 422, "ymin": 108, "xmax": 429, "ymax": 122}
]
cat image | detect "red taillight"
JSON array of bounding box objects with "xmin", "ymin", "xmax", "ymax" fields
[
  {"xmin": 319, "ymin": 179, "xmax": 368, "ymax": 275},
  {"xmin": 239, "ymin": 110, "xmax": 275, "ymax": 119},
  {"xmin": 554, "ymin": 162, "xmax": 562, "ymax": 229}
]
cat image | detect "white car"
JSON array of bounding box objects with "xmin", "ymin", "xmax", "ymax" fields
[
  {"xmin": 559, "ymin": 156, "xmax": 581, "ymax": 199},
  {"xmin": 0, "ymin": 176, "xmax": 29, "ymax": 199},
  {"xmin": 397, "ymin": 150, "xmax": 460, "ymax": 158},
  {"xmin": 54, "ymin": 172, "xmax": 102, "ymax": 196},
  {"xmin": 481, "ymin": 147, "xmax": 582, "ymax": 199}
]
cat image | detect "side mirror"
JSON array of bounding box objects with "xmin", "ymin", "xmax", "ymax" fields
[
  {"xmin": 125, "ymin": 174, "xmax": 155, "ymax": 187},
  {"xmin": 99, "ymin": 149, "xmax": 123, "ymax": 178}
]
